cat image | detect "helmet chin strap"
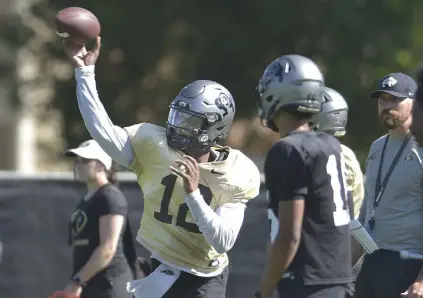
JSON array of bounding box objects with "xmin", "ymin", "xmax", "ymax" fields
[
  {"xmin": 182, "ymin": 145, "xmax": 213, "ymax": 160},
  {"xmin": 308, "ymin": 122, "xmax": 319, "ymax": 131},
  {"xmin": 166, "ymin": 124, "xmax": 224, "ymax": 159},
  {"xmin": 267, "ymin": 119, "xmax": 279, "ymax": 132},
  {"xmin": 172, "ymin": 136, "xmax": 214, "ymax": 158}
]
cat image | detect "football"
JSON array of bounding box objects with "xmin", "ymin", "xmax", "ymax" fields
[{"xmin": 55, "ymin": 7, "xmax": 101, "ymax": 43}]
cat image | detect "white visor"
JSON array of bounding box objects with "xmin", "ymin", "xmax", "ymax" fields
[{"xmin": 64, "ymin": 140, "xmax": 113, "ymax": 170}]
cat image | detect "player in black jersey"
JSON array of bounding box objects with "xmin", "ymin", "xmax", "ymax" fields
[{"xmin": 255, "ymin": 55, "xmax": 353, "ymax": 298}]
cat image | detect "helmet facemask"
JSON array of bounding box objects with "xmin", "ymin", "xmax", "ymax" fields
[
  {"xmin": 257, "ymin": 96, "xmax": 280, "ymax": 132},
  {"xmin": 166, "ymin": 102, "xmax": 223, "ymax": 155}
]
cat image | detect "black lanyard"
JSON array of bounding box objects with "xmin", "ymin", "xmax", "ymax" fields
[{"xmin": 373, "ymin": 133, "xmax": 411, "ymax": 208}]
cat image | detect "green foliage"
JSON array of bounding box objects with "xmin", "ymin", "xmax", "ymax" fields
[{"xmin": 13, "ymin": 0, "xmax": 423, "ymax": 166}]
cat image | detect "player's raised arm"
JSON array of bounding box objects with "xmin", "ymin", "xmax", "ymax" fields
[{"xmin": 63, "ymin": 37, "xmax": 134, "ymax": 167}]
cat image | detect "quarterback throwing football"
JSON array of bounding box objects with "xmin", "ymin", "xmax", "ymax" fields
[{"xmin": 63, "ymin": 37, "xmax": 261, "ymax": 298}]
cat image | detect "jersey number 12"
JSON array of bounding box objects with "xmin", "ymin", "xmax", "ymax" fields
[
  {"xmin": 154, "ymin": 174, "xmax": 213, "ymax": 233},
  {"xmin": 326, "ymin": 154, "xmax": 350, "ymax": 227}
]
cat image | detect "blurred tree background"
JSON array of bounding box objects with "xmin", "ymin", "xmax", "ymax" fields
[{"xmin": 0, "ymin": 0, "xmax": 421, "ymax": 171}]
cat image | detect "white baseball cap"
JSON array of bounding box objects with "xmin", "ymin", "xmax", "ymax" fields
[{"xmin": 64, "ymin": 140, "xmax": 113, "ymax": 170}]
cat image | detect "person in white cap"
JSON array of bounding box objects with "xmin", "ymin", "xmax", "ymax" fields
[
  {"xmin": 66, "ymin": 139, "xmax": 115, "ymax": 184},
  {"xmin": 57, "ymin": 139, "xmax": 134, "ymax": 298}
]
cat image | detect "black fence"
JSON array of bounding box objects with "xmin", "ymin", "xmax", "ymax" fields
[{"xmin": 0, "ymin": 173, "xmax": 270, "ymax": 298}]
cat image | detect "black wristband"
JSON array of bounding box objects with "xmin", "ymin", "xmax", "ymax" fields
[{"xmin": 71, "ymin": 275, "xmax": 84, "ymax": 287}]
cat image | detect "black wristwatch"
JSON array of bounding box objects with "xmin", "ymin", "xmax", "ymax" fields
[
  {"xmin": 254, "ymin": 291, "xmax": 261, "ymax": 298},
  {"xmin": 71, "ymin": 275, "xmax": 84, "ymax": 287}
]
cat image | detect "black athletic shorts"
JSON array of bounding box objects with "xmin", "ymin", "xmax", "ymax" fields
[
  {"xmin": 277, "ymin": 274, "xmax": 348, "ymax": 298},
  {"xmin": 151, "ymin": 258, "xmax": 229, "ymax": 298}
]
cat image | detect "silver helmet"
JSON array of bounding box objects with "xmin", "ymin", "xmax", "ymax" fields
[
  {"xmin": 310, "ymin": 87, "xmax": 348, "ymax": 137},
  {"xmin": 257, "ymin": 54, "xmax": 325, "ymax": 131},
  {"xmin": 166, "ymin": 80, "xmax": 235, "ymax": 154}
]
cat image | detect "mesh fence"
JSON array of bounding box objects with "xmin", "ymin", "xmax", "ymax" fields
[{"xmin": 0, "ymin": 174, "xmax": 269, "ymax": 298}]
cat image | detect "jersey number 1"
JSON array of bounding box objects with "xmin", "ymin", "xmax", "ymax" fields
[
  {"xmin": 326, "ymin": 154, "xmax": 350, "ymax": 227},
  {"xmin": 154, "ymin": 174, "xmax": 213, "ymax": 233}
]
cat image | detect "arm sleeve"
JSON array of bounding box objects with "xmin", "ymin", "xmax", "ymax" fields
[
  {"xmin": 75, "ymin": 65, "xmax": 134, "ymax": 168},
  {"xmin": 95, "ymin": 187, "xmax": 128, "ymax": 217},
  {"xmin": 183, "ymin": 155, "xmax": 261, "ymax": 254},
  {"xmin": 264, "ymin": 142, "xmax": 308, "ymax": 202},
  {"xmin": 184, "ymin": 189, "xmax": 246, "ymax": 254}
]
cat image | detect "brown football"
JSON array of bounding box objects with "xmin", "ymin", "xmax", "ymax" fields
[{"xmin": 55, "ymin": 7, "xmax": 101, "ymax": 43}]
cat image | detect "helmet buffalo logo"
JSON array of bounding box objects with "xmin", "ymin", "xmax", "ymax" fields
[
  {"xmin": 215, "ymin": 93, "xmax": 234, "ymax": 117},
  {"xmin": 258, "ymin": 61, "xmax": 287, "ymax": 94}
]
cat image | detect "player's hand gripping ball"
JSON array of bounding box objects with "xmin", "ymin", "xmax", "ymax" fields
[
  {"xmin": 55, "ymin": 7, "xmax": 101, "ymax": 44},
  {"xmin": 57, "ymin": 7, "xmax": 102, "ymax": 68}
]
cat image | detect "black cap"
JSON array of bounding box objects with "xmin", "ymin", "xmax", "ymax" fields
[{"xmin": 369, "ymin": 72, "xmax": 417, "ymax": 99}]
